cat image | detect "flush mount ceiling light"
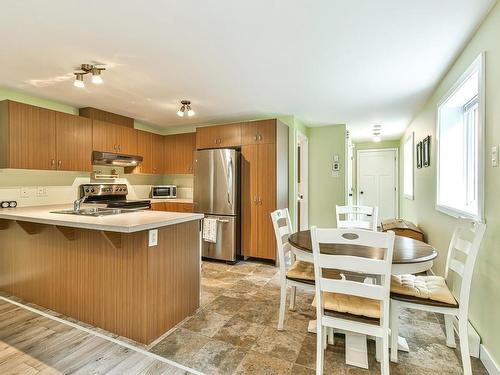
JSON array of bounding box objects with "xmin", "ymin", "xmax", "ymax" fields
[
  {"xmin": 372, "ymin": 124, "xmax": 382, "ymax": 142},
  {"xmin": 73, "ymin": 64, "xmax": 106, "ymax": 88},
  {"xmin": 177, "ymin": 100, "xmax": 195, "ymax": 117}
]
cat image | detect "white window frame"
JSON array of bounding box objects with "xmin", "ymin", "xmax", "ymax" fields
[
  {"xmin": 436, "ymin": 52, "xmax": 485, "ymax": 221},
  {"xmin": 403, "ymin": 132, "xmax": 414, "ymax": 200}
]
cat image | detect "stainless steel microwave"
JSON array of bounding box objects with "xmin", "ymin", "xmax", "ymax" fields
[{"xmin": 151, "ymin": 185, "xmax": 177, "ymax": 199}]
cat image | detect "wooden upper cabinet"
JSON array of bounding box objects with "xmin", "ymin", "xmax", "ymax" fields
[
  {"xmin": 92, "ymin": 120, "xmax": 137, "ymax": 155},
  {"xmin": 195, "ymin": 126, "xmax": 215, "ymax": 149},
  {"xmin": 165, "ymin": 133, "xmax": 196, "ymax": 174},
  {"xmin": 152, "ymin": 133, "xmax": 164, "ymax": 174},
  {"xmin": 214, "ymin": 123, "xmax": 241, "ymax": 147},
  {"xmin": 0, "ymin": 101, "xmax": 56, "ymax": 170},
  {"xmin": 55, "ymin": 112, "xmax": 92, "ymax": 171},
  {"xmin": 196, "ymin": 123, "xmax": 241, "ymax": 149},
  {"xmin": 242, "ymin": 119, "xmax": 276, "ymax": 145},
  {"xmin": 135, "ymin": 130, "xmax": 153, "ymax": 174}
]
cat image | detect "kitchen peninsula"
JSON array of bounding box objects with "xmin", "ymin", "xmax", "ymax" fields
[{"xmin": 0, "ymin": 205, "xmax": 203, "ymax": 345}]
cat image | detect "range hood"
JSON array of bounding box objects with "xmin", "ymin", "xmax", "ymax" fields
[{"xmin": 92, "ymin": 151, "xmax": 143, "ymax": 167}]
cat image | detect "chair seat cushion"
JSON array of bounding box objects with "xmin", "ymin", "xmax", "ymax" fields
[
  {"xmin": 312, "ymin": 292, "xmax": 381, "ymax": 319},
  {"xmin": 390, "ymin": 274, "xmax": 457, "ymax": 306},
  {"xmin": 286, "ymin": 261, "xmax": 315, "ymax": 283}
]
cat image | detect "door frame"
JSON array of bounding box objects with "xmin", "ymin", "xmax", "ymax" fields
[
  {"xmin": 356, "ymin": 148, "xmax": 399, "ymax": 218},
  {"xmin": 296, "ymin": 130, "xmax": 309, "ymax": 230}
]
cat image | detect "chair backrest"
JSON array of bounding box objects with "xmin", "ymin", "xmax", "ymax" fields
[
  {"xmin": 336, "ymin": 205, "xmax": 379, "ymax": 231},
  {"xmin": 444, "ymin": 218, "xmax": 486, "ymax": 313},
  {"xmin": 310, "ymin": 226, "xmax": 395, "ymax": 328},
  {"xmin": 271, "ymin": 208, "xmax": 294, "ymax": 274}
]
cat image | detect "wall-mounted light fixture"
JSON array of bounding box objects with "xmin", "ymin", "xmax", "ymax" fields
[
  {"xmin": 73, "ymin": 64, "xmax": 106, "ymax": 88},
  {"xmin": 177, "ymin": 100, "xmax": 195, "ymax": 117}
]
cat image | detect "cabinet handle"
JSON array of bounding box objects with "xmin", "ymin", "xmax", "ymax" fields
[
  {"xmin": 254, "ymin": 135, "xmax": 258, "ymax": 141},
  {"xmin": 214, "ymin": 139, "xmax": 218, "ymax": 144},
  {"xmin": 258, "ymin": 134, "xmax": 263, "ymax": 141},
  {"xmin": 113, "ymin": 145, "xmax": 117, "ymax": 150},
  {"xmin": 118, "ymin": 145, "xmax": 121, "ymax": 151},
  {"xmin": 58, "ymin": 160, "xmax": 62, "ymax": 168},
  {"xmin": 50, "ymin": 159, "xmax": 55, "ymax": 168},
  {"xmin": 254, "ymin": 197, "xmax": 259, "ymax": 205}
]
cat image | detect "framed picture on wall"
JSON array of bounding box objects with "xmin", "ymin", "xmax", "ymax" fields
[
  {"xmin": 423, "ymin": 136, "xmax": 431, "ymax": 167},
  {"xmin": 416, "ymin": 141, "xmax": 423, "ymax": 169}
]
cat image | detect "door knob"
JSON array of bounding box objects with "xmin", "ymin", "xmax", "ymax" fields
[{"xmin": 360, "ymin": 191, "xmax": 364, "ymax": 195}]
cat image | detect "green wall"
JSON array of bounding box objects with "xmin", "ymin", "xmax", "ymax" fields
[
  {"xmin": 352, "ymin": 140, "xmax": 400, "ymax": 207},
  {"xmin": 308, "ymin": 124, "xmax": 346, "ymax": 227},
  {"xmin": 399, "ymin": 1, "xmax": 500, "ymax": 364}
]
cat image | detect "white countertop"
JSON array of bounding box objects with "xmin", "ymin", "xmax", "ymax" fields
[
  {"xmin": 0, "ymin": 204, "xmax": 203, "ymax": 233},
  {"xmin": 149, "ymin": 198, "xmax": 193, "ymax": 204}
]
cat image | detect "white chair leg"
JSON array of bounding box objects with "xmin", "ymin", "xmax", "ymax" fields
[
  {"xmin": 381, "ymin": 335, "xmax": 390, "ymax": 375},
  {"xmin": 390, "ymin": 301, "xmax": 400, "ymax": 363},
  {"xmin": 316, "ymin": 324, "xmax": 324, "ymax": 375},
  {"xmin": 322, "ymin": 326, "xmax": 328, "ymax": 349},
  {"xmin": 458, "ymin": 317, "xmax": 472, "ymax": 375},
  {"xmin": 277, "ymin": 283, "xmax": 287, "ymax": 331},
  {"xmin": 444, "ymin": 314, "xmax": 457, "ymax": 348},
  {"xmin": 375, "ymin": 338, "xmax": 381, "ymax": 362},
  {"xmin": 289, "ymin": 286, "xmax": 297, "ymax": 311}
]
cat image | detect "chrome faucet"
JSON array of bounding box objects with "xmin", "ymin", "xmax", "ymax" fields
[{"xmin": 73, "ymin": 196, "xmax": 87, "ymax": 212}]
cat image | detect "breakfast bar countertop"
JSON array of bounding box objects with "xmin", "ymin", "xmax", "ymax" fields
[{"xmin": 0, "ymin": 204, "xmax": 204, "ymax": 233}]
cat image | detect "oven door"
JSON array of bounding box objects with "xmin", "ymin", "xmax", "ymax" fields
[{"xmin": 151, "ymin": 186, "xmax": 171, "ymax": 198}]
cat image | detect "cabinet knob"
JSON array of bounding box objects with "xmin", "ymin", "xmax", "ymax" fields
[
  {"xmin": 258, "ymin": 134, "xmax": 263, "ymax": 141},
  {"xmin": 58, "ymin": 160, "xmax": 62, "ymax": 167},
  {"xmin": 254, "ymin": 135, "xmax": 258, "ymax": 141},
  {"xmin": 50, "ymin": 159, "xmax": 55, "ymax": 168}
]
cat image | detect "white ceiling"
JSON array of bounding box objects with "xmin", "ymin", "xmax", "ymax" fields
[{"xmin": 0, "ymin": 0, "xmax": 494, "ymax": 141}]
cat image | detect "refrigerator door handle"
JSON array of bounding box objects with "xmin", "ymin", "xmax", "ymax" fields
[
  {"xmin": 227, "ymin": 157, "xmax": 233, "ymax": 208},
  {"xmin": 217, "ymin": 219, "xmax": 230, "ymax": 223}
]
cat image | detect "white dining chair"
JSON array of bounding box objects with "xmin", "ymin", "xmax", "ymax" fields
[
  {"xmin": 336, "ymin": 205, "xmax": 379, "ymax": 231},
  {"xmin": 311, "ymin": 226, "xmax": 395, "ymax": 375},
  {"xmin": 271, "ymin": 208, "xmax": 315, "ymax": 331},
  {"xmin": 390, "ymin": 218, "xmax": 486, "ymax": 374}
]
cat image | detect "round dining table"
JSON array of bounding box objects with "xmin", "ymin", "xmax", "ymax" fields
[
  {"xmin": 288, "ymin": 230, "xmax": 438, "ymax": 275},
  {"xmin": 287, "ymin": 230, "xmax": 438, "ymax": 369}
]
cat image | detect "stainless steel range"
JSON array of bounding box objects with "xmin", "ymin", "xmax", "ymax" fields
[{"xmin": 79, "ymin": 184, "xmax": 151, "ymax": 210}]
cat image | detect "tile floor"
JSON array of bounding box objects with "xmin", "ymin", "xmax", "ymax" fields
[{"xmin": 150, "ymin": 260, "xmax": 488, "ymax": 375}]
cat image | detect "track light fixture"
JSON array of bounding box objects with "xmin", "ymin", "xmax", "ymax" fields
[
  {"xmin": 73, "ymin": 64, "xmax": 106, "ymax": 88},
  {"xmin": 177, "ymin": 100, "xmax": 195, "ymax": 117}
]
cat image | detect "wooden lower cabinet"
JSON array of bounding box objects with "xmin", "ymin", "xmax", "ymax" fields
[{"xmin": 151, "ymin": 202, "xmax": 194, "ymax": 213}]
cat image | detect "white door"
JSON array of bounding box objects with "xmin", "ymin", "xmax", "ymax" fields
[{"xmin": 357, "ymin": 149, "xmax": 397, "ymax": 220}]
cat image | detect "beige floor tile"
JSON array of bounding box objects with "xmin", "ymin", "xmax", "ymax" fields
[{"xmin": 233, "ymin": 351, "xmax": 294, "ymax": 375}]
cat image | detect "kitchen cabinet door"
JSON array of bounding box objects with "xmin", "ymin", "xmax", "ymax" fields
[
  {"xmin": 241, "ymin": 145, "xmax": 259, "ymax": 258},
  {"xmin": 196, "ymin": 126, "xmax": 215, "ymax": 149},
  {"xmin": 92, "ymin": 120, "xmax": 118, "ymax": 153},
  {"xmin": 256, "ymin": 143, "xmax": 277, "ymax": 260},
  {"xmin": 55, "ymin": 112, "xmax": 92, "ymax": 171},
  {"xmin": 165, "ymin": 133, "xmax": 196, "ymax": 174},
  {"xmin": 150, "ymin": 202, "xmax": 166, "ymax": 211},
  {"xmin": 242, "ymin": 119, "xmax": 276, "ymax": 145},
  {"xmin": 135, "ymin": 130, "xmax": 153, "ymax": 174},
  {"xmin": 152, "ymin": 134, "xmax": 164, "ymax": 174},
  {"xmin": 117, "ymin": 126, "xmax": 137, "ymax": 155},
  {"xmin": 7, "ymin": 101, "xmax": 57, "ymax": 170},
  {"xmin": 215, "ymin": 123, "xmax": 241, "ymax": 147}
]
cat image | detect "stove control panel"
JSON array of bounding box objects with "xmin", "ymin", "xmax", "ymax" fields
[{"xmin": 80, "ymin": 184, "xmax": 129, "ymax": 197}]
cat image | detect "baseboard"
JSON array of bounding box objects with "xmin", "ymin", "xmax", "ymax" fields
[{"xmin": 481, "ymin": 345, "xmax": 500, "ymax": 375}]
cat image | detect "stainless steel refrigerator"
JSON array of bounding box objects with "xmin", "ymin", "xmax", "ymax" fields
[{"xmin": 193, "ymin": 149, "xmax": 240, "ymax": 262}]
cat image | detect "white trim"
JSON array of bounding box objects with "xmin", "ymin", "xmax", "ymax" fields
[
  {"xmin": 436, "ymin": 52, "xmax": 485, "ymax": 221},
  {"xmin": 481, "ymin": 344, "xmax": 500, "ymax": 375},
  {"xmin": 403, "ymin": 132, "xmax": 414, "ymax": 200},
  {"xmin": 356, "ymin": 148, "xmax": 399, "ymax": 219},
  {"xmin": 296, "ymin": 130, "xmax": 309, "ymax": 231},
  {"xmin": 0, "ymin": 296, "xmax": 201, "ymax": 375}
]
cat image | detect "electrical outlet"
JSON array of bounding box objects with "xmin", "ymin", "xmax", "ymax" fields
[
  {"xmin": 37, "ymin": 186, "xmax": 48, "ymax": 197},
  {"xmin": 19, "ymin": 187, "xmax": 30, "ymax": 198},
  {"xmin": 148, "ymin": 229, "xmax": 158, "ymax": 247}
]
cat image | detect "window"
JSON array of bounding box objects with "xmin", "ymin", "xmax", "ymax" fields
[
  {"xmin": 404, "ymin": 132, "xmax": 414, "ymax": 199},
  {"xmin": 437, "ymin": 53, "xmax": 484, "ymax": 220}
]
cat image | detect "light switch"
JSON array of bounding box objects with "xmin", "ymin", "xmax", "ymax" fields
[
  {"xmin": 492, "ymin": 146, "xmax": 498, "ymax": 167},
  {"xmin": 149, "ymin": 229, "xmax": 158, "ymax": 247},
  {"xmin": 333, "ymin": 154, "xmax": 339, "ymax": 162}
]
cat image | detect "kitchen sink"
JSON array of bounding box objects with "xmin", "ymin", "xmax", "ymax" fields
[{"xmin": 50, "ymin": 207, "xmax": 134, "ymax": 217}]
